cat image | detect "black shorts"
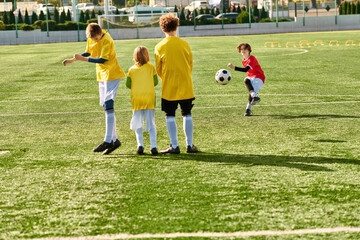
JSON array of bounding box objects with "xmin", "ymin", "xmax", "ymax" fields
[{"xmin": 161, "ymin": 98, "xmax": 195, "ymax": 117}]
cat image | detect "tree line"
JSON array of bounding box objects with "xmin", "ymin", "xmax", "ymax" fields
[{"xmin": 339, "ymin": 0, "xmax": 360, "ymax": 15}]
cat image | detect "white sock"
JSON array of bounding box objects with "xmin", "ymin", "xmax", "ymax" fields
[
  {"xmin": 104, "ymin": 109, "xmax": 115, "ymax": 143},
  {"xmin": 112, "ymin": 114, "xmax": 117, "ymax": 142},
  {"xmin": 246, "ymin": 102, "xmax": 252, "ymax": 110},
  {"xmin": 166, "ymin": 116, "xmax": 178, "ymax": 148},
  {"xmin": 135, "ymin": 128, "xmax": 143, "ymax": 147},
  {"xmin": 149, "ymin": 127, "xmax": 157, "ymax": 149},
  {"xmin": 250, "ymin": 90, "xmax": 257, "ymax": 98},
  {"xmin": 183, "ymin": 115, "xmax": 193, "ymax": 147}
]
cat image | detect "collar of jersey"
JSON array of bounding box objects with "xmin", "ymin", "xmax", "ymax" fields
[{"xmin": 243, "ymin": 55, "xmax": 251, "ymax": 61}]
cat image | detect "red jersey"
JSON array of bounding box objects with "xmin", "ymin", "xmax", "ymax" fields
[{"xmin": 242, "ymin": 55, "xmax": 265, "ymax": 83}]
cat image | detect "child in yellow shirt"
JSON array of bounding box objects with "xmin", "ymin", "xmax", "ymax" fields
[
  {"xmin": 126, "ymin": 46, "xmax": 158, "ymax": 155},
  {"xmin": 62, "ymin": 23, "xmax": 125, "ymax": 155},
  {"xmin": 155, "ymin": 13, "xmax": 198, "ymax": 154}
]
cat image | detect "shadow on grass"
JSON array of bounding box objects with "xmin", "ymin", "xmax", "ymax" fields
[
  {"xmin": 2, "ymin": 149, "xmax": 358, "ymax": 172},
  {"xmin": 313, "ymin": 139, "xmax": 347, "ymax": 143},
  {"xmin": 151, "ymin": 152, "xmax": 360, "ymax": 172}
]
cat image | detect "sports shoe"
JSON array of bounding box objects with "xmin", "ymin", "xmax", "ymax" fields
[
  {"xmin": 136, "ymin": 146, "xmax": 144, "ymax": 155},
  {"xmin": 161, "ymin": 145, "xmax": 180, "ymax": 154},
  {"xmin": 187, "ymin": 145, "xmax": 199, "ymax": 153},
  {"xmin": 244, "ymin": 109, "xmax": 252, "ymax": 117},
  {"xmin": 93, "ymin": 141, "xmax": 113, "ymax": 153},
  {"xmin": 102, "ymin": 139, "xmax": 121, "ymax": 155},
  {"xmin": 151, "ymin": 147, "xmax": 159, "ymax": 155},
  {"xmin": 251, "ymin": 96, "xmax": 261, "ymax": 105}
]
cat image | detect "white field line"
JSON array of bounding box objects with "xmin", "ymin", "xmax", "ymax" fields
[
  {"xmin": 27, "ymin": 227, "xmax": 360, "ymax": 240},
  {"xmin": 259, "ymin": 48, "xmax": 309, "ymax": 57},
  {"xmin": 1, "ymin": 94, "xmax": 360, "ymax": 103},
  {"xmin": 0, "ymin": 151, "xmax": 10, "ymax": 155},
  {"xmin": 198, "ymin": 94, "xmax": 360, "ymax": 97},
  {"xmin": 0, "ymin": 110, "xmax": 105, "ymax": 117},
  {"xmin": 0, "ymin": 96, "xmax": 128, "ymax": 103},
  {"xmin": 258, "ymin": 100, "xmax": 360, "ymax": 107},
  {"xmin": 0, "ymin": 101, "xmax": 359, "ymax": 117},
  {"xmin": 198, "ymin": 100, "xmax": 360, "ymax": 109}
]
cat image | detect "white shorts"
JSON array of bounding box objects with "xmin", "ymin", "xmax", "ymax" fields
[
  {"xmin": 99, "ymin": 79, "xmax": 121, "ymax": 106},
  {"xmin": 130, "ymin": 109, "xmax": 156, "ymax": 132},
  {"xmin": 245, "ymin": 77, "xmax": 264, "ymax": 93}
]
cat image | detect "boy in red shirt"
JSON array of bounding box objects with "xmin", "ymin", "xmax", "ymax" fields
[{"xmin": 228, "ymin": 43, "xmax": 265, "ymax": 116}]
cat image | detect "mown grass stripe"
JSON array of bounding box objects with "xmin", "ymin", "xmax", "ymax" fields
[
  {"xmin": 1, "ymin": 94, "xmax": 359, "ymax": 102},
  {"xmin": 1, "ymin": 101, "xmax": 359, "ymax": 117},
  {"xmin": 27, "ymin": 227, "xmax": 360, "ymax": 240}
]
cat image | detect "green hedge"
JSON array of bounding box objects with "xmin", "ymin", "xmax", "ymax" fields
[
  {"xmin": 40, "ymin": 21, "xmax": 87, "ymax": 31},
  {"xmin": 33, "ymin": 20, "xmax": 43, "ymax": 27},
  {"xmin": 0, "ymin": 18, "xmax": 293, "ymax": 31},
  {"xmin": 180, "ymin": 19, "xmax": 193, "ymax": 26},
  {"xmin": 61, "ymin": 21, "xmax": 78, "ymax": 30},
  {"xmin": 236, "ymin": 11, "xmax": 255, "ymax": 24},
  {"xmin": 259, "ymin": 18, "xmax": 272, "ymax": 22},
  {"xmin": 197, "ymin": 18, "xmax": 232, "ymax": 25},
  {"xmin": 0, "ymin": 20, "xmax": 89, "ymax": 31},
  {"xmin": 21, "ymin": 24, "xmax": 35, "ymax": 31},
  {"xmin": 87, "ymin": 18, "xmax": 98, "ymax": 24},
  {"xmin": 278, "ymin": 18, "xmax": 292, "ymax": 22},
  {"xmin": 259, "ymin": 18, "xmax": 292, "ymax": 23},
  {"xmin": 5, "ymin": 24, "xmax": 15, "ymax": 30},
  {"xmin": 0, "ymin": 20, "xmax": 5, "ymax": 30},
  {"xmin": 41, "ymin": 20, "xmax": 57, "ymax": 31},
  {"xmin": 56, "ymin": 23, "xmax": 68, "ymax": 31},
  {"xmin": 180, "ymin": 18, "xmax": 233, "ymax": 26}
]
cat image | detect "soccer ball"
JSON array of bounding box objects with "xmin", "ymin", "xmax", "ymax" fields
[{"xmin": 215, "ymin": 69, "xmax": 231, "ymax": 85}]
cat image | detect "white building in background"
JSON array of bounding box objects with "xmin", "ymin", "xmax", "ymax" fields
[
  {"xmin": 258, "ymin": 0, "xmax": 289, "ymax": 10},
  {"xmin": 149, "ymin": 0, "xmax": 266, "ymax": 8},
  {"xmin": 0, "ymin": 2, "xmax": 12, "ymax": 12},
  {"xmin": 127, "ymin": 4, "xmax": 169, "ymax": 22},
  {"xmin": 0, "ymin": 1, "xmax": 38, "ymax": 14},
  {"xmin": 258, "ymin": 0, "xmax": 290, "ymax": 19},
  {"xmin": 149, "ymin": 0, "xmax": 195, "ymax": 8},
  {"xmin": 257, "ymin": 0, "xmax": 272, "ymax": 10}
]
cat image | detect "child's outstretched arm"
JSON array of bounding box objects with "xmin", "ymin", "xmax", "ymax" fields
[
  {"xmin": 74, "ymin": 54, "xmax": 107, "ymax": 64},
  {"xmin": 62, "ymin": 57, "xmax": 77, "ymax": 66},
  {"xmin": 227, "ymin": 63, "xmax": 235, "ymax": 69},
  {"xmin": 62, "ymin": 53, "xmax": 90, "ymax": 66},
  {"xmin": 227, "ymin": 63, "xmax": 250, "ymax": 72}
]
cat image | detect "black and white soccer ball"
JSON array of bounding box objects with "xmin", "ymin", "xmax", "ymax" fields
[{"xmin": 215, "ymin": 69, "xmax": 231, "ymax": 85}]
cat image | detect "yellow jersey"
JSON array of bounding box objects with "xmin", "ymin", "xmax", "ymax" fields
[
  {"xmin": 127, "ymin": 63, "xmax": 157, "ymax": 111},
  {"xmin": 155, "ymin": 36, "xmax": 194, "ymax": 101},
  {"xmin": 85, "ymin": 30, "xmax": 125, "ymax": 82}
]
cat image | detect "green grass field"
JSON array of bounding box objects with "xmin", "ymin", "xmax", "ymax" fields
[{"xmin": 1, "ymin": 30, "xmax": 360, "ymax": 240}]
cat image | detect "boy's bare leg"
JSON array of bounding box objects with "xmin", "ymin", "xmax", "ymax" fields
[
  {"xmin": 248, "ymin": 93, "xmax": 253, "ymax": 104},
  {"xmin": 244, "ymin": 78, "xmax": 255, "ymax": 93},
  {"xmin": 244, "ymin": 78, "xmax": 261, "ymax": 105}
]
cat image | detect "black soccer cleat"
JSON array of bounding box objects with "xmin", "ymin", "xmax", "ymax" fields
[
  {"xmin": 251, "ymin": 97, "xmax": 261, "ymax": 105},
  {"xmin": 151, "ymin": 147, "xmax": 159, "ymax": 155},
  {"xmin": 187, "ymin": 145, "xmax": 199, "ymax": 153},
  {"xmin": 244, "ymin": 109, "xmax": 252, "ymax": 117},
  {"xmin": 161, "ymin": 145, "xmax": 180, "ymax": 154},
  {"xmin": 102, "ymin": 139, "xmax": 121, "ymax": 155},
  {"xmin": 93, "ymin": 141, "xmax": 113, "ymax": 153},
  {"xmin": 136, "ymin": 146, "xmax": 144, "ymax": 155}
]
